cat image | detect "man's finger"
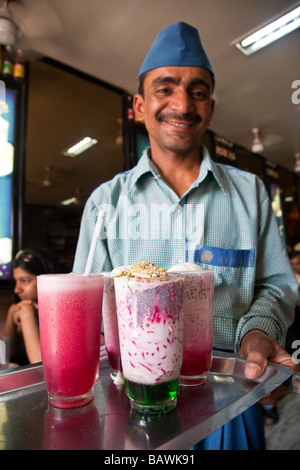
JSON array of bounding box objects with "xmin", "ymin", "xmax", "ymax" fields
[{"xmin": 244, "ymin": 351, "xmax": 268, "ymax": 379}]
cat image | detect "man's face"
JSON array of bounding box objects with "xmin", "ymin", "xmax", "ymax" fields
[{"xmin": 134, "ymin": 66, "xmax": 215, "ymax": 157}]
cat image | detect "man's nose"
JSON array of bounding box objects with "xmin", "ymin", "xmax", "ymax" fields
[{"xmin": 170, "ymin": 89, "xmax": 193, "ymax": 114}]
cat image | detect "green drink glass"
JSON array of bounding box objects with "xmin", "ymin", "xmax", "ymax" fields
[{"xmin": 114, "ymin": 272, "xmax": 184, "ymax": 414}]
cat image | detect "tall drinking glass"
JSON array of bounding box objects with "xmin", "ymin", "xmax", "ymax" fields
[
  {"xmin": 102, "ymin": 273, "xmax": 123, "ymax": 384},
  {"xmin": 37, "ymin": 273, "xmax": 103, "ymax": 409},
  {"xmin": 114, "ymin": 273, "xmax": 184, "ymax": 414},
  {"xmin": 178, "ymin": 270, "xmax": 214, "ymax": 385}
]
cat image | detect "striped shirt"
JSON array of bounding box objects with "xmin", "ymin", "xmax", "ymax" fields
[{"xmin": 73, "ymin": 146, "xmax": 298, "ymax": 351}]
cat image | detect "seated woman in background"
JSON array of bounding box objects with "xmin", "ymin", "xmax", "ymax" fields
[{"xmin": 3, "ymin": 247, "xmax": 68, "ymax": 365}]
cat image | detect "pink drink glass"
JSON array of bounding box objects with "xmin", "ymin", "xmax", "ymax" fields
[
  {"xmin": 37, "ymin": 273, "xmax": 103, "ymax": 409},
  {"xmin": 178, "ymin": 270, "xmax": 214, "ymax": 386},
  {"xmin": 102, "ymin": 273, "xmax": 123, "ymax": 380}
]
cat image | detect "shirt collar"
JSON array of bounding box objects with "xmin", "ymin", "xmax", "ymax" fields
[
  {"xmin": 129, "ymin": 148, "xmax": 159, "ymax": 191},
  {"xmin": 197, "ymin": 146, "xmax": 228, "ymax": 194},
  {"xmin": 129, "ymin": 145, "xmax": 228, "ymax": 195}
]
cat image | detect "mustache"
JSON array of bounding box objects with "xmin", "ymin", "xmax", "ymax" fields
[{"xmin": 156, "ymin": 111, "xmax": 202, "ymax": 124}]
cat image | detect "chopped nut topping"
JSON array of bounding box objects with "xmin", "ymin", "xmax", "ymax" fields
[{"xmin": 116, "ymin": 260, "xmax": 167, "ymax": 279}]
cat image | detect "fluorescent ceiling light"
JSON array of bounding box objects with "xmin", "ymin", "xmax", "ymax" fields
[
  {"xmin": 62, "ymin": 136, "xmax": 98, "ymax": 157},
  {"xmin": 60, "ymin": 196, "xmax": 77, "ymax": 206},
  {"xmin": 233, "ymin": 5, "xmax": 300, "ymax": 55}
]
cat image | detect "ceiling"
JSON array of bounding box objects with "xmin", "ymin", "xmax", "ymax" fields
[{"xmin": 5, "ymin": 0, "xmax": 300, "ymax": 207}]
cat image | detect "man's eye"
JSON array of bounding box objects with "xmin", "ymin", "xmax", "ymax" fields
[
  {"xmin": 157, "ymin": 88, "xmax": 171, "ymax": 94},
  {"xmin": 192, "ymin": 90, "xmax": 206, "ymax": 98}
]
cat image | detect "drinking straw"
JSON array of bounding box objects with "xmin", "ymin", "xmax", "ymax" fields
[{"xmin": 84, "ymin": 209, "xmax": 104, "ymax": 276}]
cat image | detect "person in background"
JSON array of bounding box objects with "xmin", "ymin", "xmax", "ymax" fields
[
  {"xmin": 3, "ymin": 247, "xmax": 69, "ymax": 365},
  {"xmin": 262, "ymin": 244, "xmax": 300, "ymax": 426},
  {"xmin": 73, "ymin": 22, "xmax": 299, "ymax": 449},
  {"xmin": 289, "ymin": 243, "xmax": 300, "ymax": 288},
  {"xmin": 286, "ymin": 244, "xmax": 300, "ymax": 354}
]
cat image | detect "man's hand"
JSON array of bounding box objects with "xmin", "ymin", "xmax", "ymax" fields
[{"xmin": 238, "ymin": 329, "xmax": 300, "ymax": 404}]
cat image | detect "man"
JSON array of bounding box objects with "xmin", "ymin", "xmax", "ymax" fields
[{"xmin": 74, "ymin": 22, "xmax": 299, "ymax": 449}]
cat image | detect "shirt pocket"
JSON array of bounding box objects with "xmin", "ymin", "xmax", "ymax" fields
[{"xmin": 194, "ymin": 245, "xmax": 256, "ymax": 320}]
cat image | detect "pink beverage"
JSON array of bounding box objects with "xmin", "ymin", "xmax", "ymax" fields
[
  {"xmin": 43, "ymin": 403, "xmax": 101, "ymax": 450},
  {"xmin": 102, "ymin": 273, "xmax": 123, "ymax": 381},
  {"xmin": 114, "ymin": 263, "xmax": 184, "ymax": 414},
  {"xmin": 37, "ymin": 273, "xmax": 103, "ymax": 409},
  {"xmin": 179, "ymin": 270, "xmax": 214, "ymax": 385}
]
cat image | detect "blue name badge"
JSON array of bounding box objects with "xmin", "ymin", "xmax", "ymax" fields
[{"xmin": 194, "ymin": 245, "xmax": 255, "ymax": 268}]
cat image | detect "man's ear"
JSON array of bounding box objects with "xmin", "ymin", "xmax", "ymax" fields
[{"xmin": 133, "ymin": 94, "xmax": 145, "ymax": 123}]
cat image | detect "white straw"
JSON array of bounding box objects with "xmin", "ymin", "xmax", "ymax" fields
[{"xmin": 84, "ymin": 210, "xmax": 104, "ymax": 276}]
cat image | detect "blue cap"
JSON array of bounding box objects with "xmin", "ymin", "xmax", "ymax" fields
[{"xmin": 138, "ymin": 22, "xmax": 214, "ymax": 78}]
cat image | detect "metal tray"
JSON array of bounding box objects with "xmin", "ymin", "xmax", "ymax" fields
[
  {"xmin": 0, "ymin": 345, "xmax": 107, "ymax": 396},
  {"xmin": 0, "ymin": 350, "xmax": 298, "ymax": 450},
  {"xmin": 0, "ymin": 348, "xmax": 296, "ymax": 396},
  {"xmin": 210, "ymin": 350, "xmax": 300, "ymax": 394}
]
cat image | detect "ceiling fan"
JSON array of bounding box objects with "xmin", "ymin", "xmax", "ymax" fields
[
  {"xmin": 0, "ymin": 0, "xmax": 62, "ymax": 57},
  {"xmin": 251, "ymin": 126, "xmax": 284, "ymax": 154},
  {"xmin": 0, "ymin": 0, "xmax": 17, "ymax": 44}
]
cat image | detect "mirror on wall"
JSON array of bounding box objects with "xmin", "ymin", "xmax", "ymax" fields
[{"xmin": 25, "ymin": 59, "xmax": 125, "ymax": 208}]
